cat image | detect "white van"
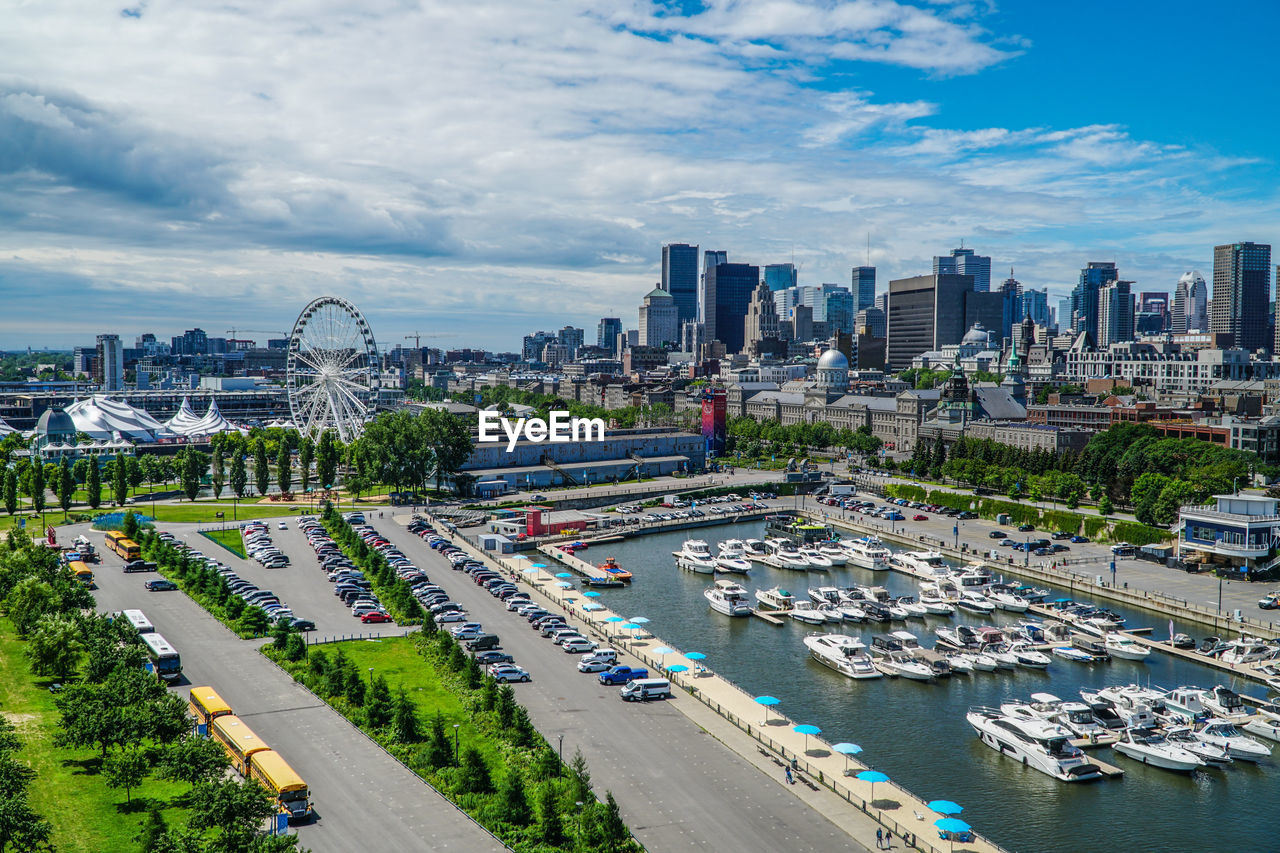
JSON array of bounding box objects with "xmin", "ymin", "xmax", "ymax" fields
[{"xmin": 620, "ymin": 678, "xmax": 671, "ymax": 702}]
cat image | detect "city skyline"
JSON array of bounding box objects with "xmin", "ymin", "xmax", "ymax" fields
[{"xmin": 2, "ymin": 1, "xmax": 1278, "ymax": 349}]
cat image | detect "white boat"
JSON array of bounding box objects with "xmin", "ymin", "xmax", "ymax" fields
[
  {"xmin": 895, "ymin": 596, "xmax": 931, "ymax": 618},
  {"xmin": 1052, "ymin": 646, "xmax": 1096, "ymax": 663},
  {"xmin": 754, "ymin": 586, "xmax": 795, "ymax": 611},
  {"xmin": 1056, "ymin": 701, "xmax": 1105, "ymax": 738},
  {"xmin": 703, "ymin": 579, "xmax": 752, "ymax": 616},
  {"xmin": 816, "ymin": 543, "xmax": 848, "ymax": 566},
  {"xmin": 946, "ymin": 653, "xmax": 976, "ymax": 674},
  {"xmin": 1098, "ymin": 684, "xmax": 1168, "ymax": 715},
  {"xmin": 1104, "ymin": 635, "xmax": 1150, "ymax": 661},
  {"xmin": 980, "ymin": 643, "xmax": 1019, "ymax": 670},
  {"xmin": 834, "ymin": 602, "xmax": 867, "ymax": 623},
  {"xmin": 1243, "ymin": 716, "xmax": 1280, "ymax": 743},
  {"xmin": 807, "ymin": 586, "xmax": 842, "ymax": 605},
  {"xmin": 1112, "ymin": 728, "xmax": 1205, "ymax": 772},
  {"xmin": 956, "ymin": 591, "xmax": 996, "ymax": 614},
  {"xmin": 968, "ymin": 650, "xmax": 1000, "ymax": 671},
  {"xmin": 987, "ymin": 590, "xmax": 1030, "ymax": 613},
  {"xmin": 743, "ymin": 539, "xmax": 770, "ymax": 560},
  {"xmin": 965, "ymin": 709, "xmax": 1103, "ymax": 782},
  {"xmin": 800, "ymin": 547, "xmax": 833, "ymax": 570},
  {"xmin": 1008, "ymin": 642, "xmax": 1052, "ymax": 668},
  {"xmin": 893, "ymin": 550, "xmax": 950, "ymax": 576},
  {"xmin": 675, "ymin": 539, "xmax": 717, "ymax": 574},
  {"xmin": 934, "ymin": 625, "xmax": 981, "ymax": 651},
  {"xmin": 1201, "ymin": 685, "xmax": 1250, "ymax": 719},
  {"xmin": 844, "ymin": 537, "xmax": 891, "ymax": 570},
  {"xmin": 952, "ymin": 563, "xmax": 994, "ymax": 594},
  {"xmin": 1195, "ymin": 720, "xmax": 1271, "ymax": 762},
  {"xmin": 816, "ymin": 602, "xmax": 845, "ymax": 623},
  {"xmin": 1161, "ymin": 687, "xmax": 1210, "ymax": 721},
  {"xmin": 876, "ymin": 651, "xmax": 935, "ymax": 681},
  {"xmin": 714, "ymin": 540, "xmax": 753, "ymax": 573},
  {"xmin": 918, "ymin": 589, "xmax": 957, "ymax": 616},
  {"xmin": 803, "ymin": 633, "xmax": 882, "ymax": 680},
  {"xmin": 789, "ymin": 601, "xmax": 829, "ymax": 625},
  {"xmin": 1218, "ymin": 638, "xmax": 1275, "ymax": 666},
  {"xmin": 765, "ymin": 538, "xmax": 811, "ymax": 570},
  {"xmin": 1163, "ymin": 726, "xmax": 1233, "ymax": 765}
]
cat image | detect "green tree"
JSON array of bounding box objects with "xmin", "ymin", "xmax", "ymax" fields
[
  {"xmin": 5, "ymin": 577, "xmax": 55, "ymax": 636},
  {"xmin": 85, "ymin": 458, "xmax": 102, "ymax": 510},
  {"xmin": 135, "ymin": 806, "xmax": 168, "ymax": 853},
  {"xmin": 180, "ymin": 448, "xmax": 208, "ymax": 502},
  {"xmin": 25, "ymin": 612, "xmax": 83, "ymax": 678},
  {"xmin": 391, "ymin": 687, "xmax": 421, "ymax": 743},
  {"xmin": 2, "ymin": 468, "xmax": 16, "ymax": 517},
  {"xmin": 253, "ymin": 438, "xmax": 270, "ymax": 497},
  {"xmin": 598, "ymin": 791, "xmax": 631, "ymax": 849},
  {"xmin": 126, "ymin": 456, "xmax": 145, "ymax": 495},
  {"xmin": 56, "ymin": 457, "xmax": 74, "ymax": 517},
  {"xmin": 456, "ymin": 745, "xmax": 492, "ymax": 794},
  {"xmin": 122, "ymin": 510, "xmax": 140, "ymax": 540},
  {"xmin": 187, "ymin": 777, "xmax": 278, "ymax": 852},
  {"xmin": 568, "ymin": 748, "xmax": 592, "ymax": 805},
  {"xmin": 30, "ymin": 458, "xmax": 46, "ymax": 517},
  {"xmin": 496, "ymin": 767, "xmax": 531, "ymax": 825},
  {"xmin": 103, "ymin": 746, "xmax": 149, "ymax": 804},
  {"xmin": 364, "ymin": 674, "xmax": 393, "ymax": 729},
  {"xmin": 236, "ymin": 606, "xmax": 270, "ymax": 637},
  {"xmin": 112, "ymin": 452, "xmax": 128, "ymax": 507},
  {"xmin": 276, "ymin": 443, "xmax": 293, "ymax": 496},
  {"xmin": 229, "ymin": 449, "xmax": 248, "ymax": 500},
  {"xmin": 537, "ymin": 782, "xmax": 565, "ymax": 846},
  {"xmin": 425, "ymin": 711, "xmax": 453, "ymax": 768},
  {"xmin": 157, "ymin": 734, "xmax": 231, "ymax": 787},
  {"xmin": 298, "ymin": 437, "xmax": 314, "ymax": 494},
  {"xmin": 0, "ymin": 717, "xmax": 52, "ymax": 853},
  {"xmin": 316, "ymin": 431, "xmax": 339, "ymax": 491},
  {"xmin": 283, "ymin": 633, "xmax": 306, "ymax": 663},
  {"xmin": 211, "ymin": 445, "xmax": 226, "ymax": 499},
  {"xmin": 1098, "ymin": 494, "xmax": 1113, "ymax": 516}
]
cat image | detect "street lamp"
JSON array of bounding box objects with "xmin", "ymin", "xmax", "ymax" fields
[
  {"xmin": 453, "ymin": 724, "xmax": 460, "ymax": 763},
  {"xmin": 558, "ymin": 734, "xmax": 564, "ymax": 777}
]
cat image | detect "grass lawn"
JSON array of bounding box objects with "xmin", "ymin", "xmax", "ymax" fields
[
  {"xmin": 0, "ymin": 619, "xmax": 191, "ymax": 853},
  {"xmin": 201, "ymin": 528, "xmax": 247, "ymax": 558},
  {"xmin": 142, "ymin": 503, "xmax": 299, "ymax": 524}
]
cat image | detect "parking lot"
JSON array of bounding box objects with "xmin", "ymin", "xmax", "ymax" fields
[{"xmin": 372, "ymin": 517, "xmax": 869, "ymax": 853}]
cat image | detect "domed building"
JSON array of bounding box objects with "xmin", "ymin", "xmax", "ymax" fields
[
  {"xmin": 33, "ymin": 407, "xmax": 76, "ymax": 451},
  {"xmin": 909, "ymin": 323, "xmax": 999, "ymax": 373},
  {"xmin": 814, "ymin": 347, "xmax": 849, "ymax": 391}
]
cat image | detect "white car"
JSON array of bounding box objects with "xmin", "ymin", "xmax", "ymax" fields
[
  {"xmin": 434, "ymin": 610, "xmax": 467, "ymax": 623},
  {"xmin": 505, "ymin": 597, "xmax": 532, "ymax": 611},
  {"xmin": 278, "ymin": 521, "xmax": 288, "ymax": 530},
  {"xmin": 576, "ymin": 657, "xmax": 613, "ymax": 673},
  {"xmin": 561, "ymin": 637, "xmax": 598, "ymax": 653}
]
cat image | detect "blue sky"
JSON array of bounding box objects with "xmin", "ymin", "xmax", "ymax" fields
[{"xmin": 1, "ymin": 0, "xmax": 1276, "ymax": 351}]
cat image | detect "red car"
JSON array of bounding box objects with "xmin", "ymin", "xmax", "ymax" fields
[
  {"xmin": 360, "ymin": 611, "xmax": 393, "ymax": 624},
  {"xmin": 912, "ymin": 514, "xmax": 929, "ymax": 521}
]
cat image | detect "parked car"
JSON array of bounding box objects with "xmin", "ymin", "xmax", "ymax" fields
[
  {"xmin": 145, "ymin": 578, "xmax": 178, "ymax": 591},
  {"xmin": 912, "ymin": 514, "xmax": 928, "ymax": 521},
  {"xmin": 1017, "ymin": 523, "xmax": 1035, "ymax": 532},
  {"xmin": 473, "ymin": 650, "xmax": 514, "ymax": 666},
  {"xmin": 988, "ymin": 530, "xmax": 1006, "ymax": 539},
  {"xmin": 561, "ymin": 637, "xmax": 598, "ymax": 653},
  {"xmin": 361, "ymin": 611, "xmax": 393, "ymax": 624},
  {"xmin": 290, "ymin": 619, "xmax": 316, "ymax": 631},
  {"xmin": 1070, "ymin": 535, "xmax": 1090, "ymax": 544},
  {"xmin": 488, "ymin": 664, "xmax": 531, "ymax": 683}
]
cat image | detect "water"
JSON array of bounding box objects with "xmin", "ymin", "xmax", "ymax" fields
[{"xmin": 559, "ymin": 522, "xmax": 1276, "ymax": 853}]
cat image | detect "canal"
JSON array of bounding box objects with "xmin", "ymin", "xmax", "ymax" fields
[{"xmin": 558, "ymin": 520, "xmax": 1276, "ymax": 853}]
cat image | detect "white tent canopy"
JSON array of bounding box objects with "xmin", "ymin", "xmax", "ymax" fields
[
  {"xmin": 66, "ymin": 395, "xmax": 170, "ymax": 442},
  {"xmin": 0, "ymin": 415, "xmax": 15, "ymax": 436},
  {"xmin": 164, "ymin": 397, "xmax": 246, "ymax": 437}
]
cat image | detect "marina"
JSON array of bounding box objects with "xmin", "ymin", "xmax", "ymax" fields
[{"xmin": 543, "ymin": 518, "xmax": 1280, "ymax": 853}]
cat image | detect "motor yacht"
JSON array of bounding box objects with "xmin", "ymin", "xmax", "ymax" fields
[
  {"xmin": 956, "ymin": 591, "xmax": 996, "ymax": 615},
  {"xmin": 875, "ymin": 651, "xmax": 936, "ymax": 681},
  {"xmin": 816, "ymin": 542, "xmax": 848, "ymax": 566},
  {"xmin": 1160, "ymin": 687, "xmax": 1211, "ymax": 721},
  {"xmin": 945, "ymin": 653, "xmax": 976, "ymax": 674},
  {"xmin": 1068, "ymin": 635, "xmax": 1111, "ymax": 662},
  {"xmin": 892, "ymin": 550, "xmax": 950, "ymax": 576},
  {"xmin": 754, "ymin": 586, "xmax": 795, "ymax": 611},
  {"xmin": 800, "ymin": 547, "xmax": 833, "ymax": 570},
  {"xmin": 833, "ymin": 601, "xmax": 867, "ymax": 622},
  {"xmin": 807, "ymin": 586, "xmax": 842, "ymax": 605},
  {"xmin": 1219, "ymin": 638, "xmax": 1275, "ymax": 666},
  {"xmin": 968, "ymin": 650, "xmax": 1000, "ymax": 671},
  {"xmin": 703, "ymin": 579, "xmax": 752, "ymax": 616},
  {"xmin": 1008, "ymin": 642, "xmax": 1053, "ymax": 668},
  {"xmin": 714, "ymin": 540, "xmax": 753, "ymax": 574},
  {"xmin": 952, "ymin": 563, "xmax": 994, "ymax": 594},
  {"xmin": 743, "ymin": 539, "xmax": 771, "ymax": 561},
  {"xmin": 1098, "ymin": 684, "xmax": 1168, "ymax": 714},
  {"xmin": 895, "ymin": 596, "xmax": 931, "ymax": 618},
  {"xmin": 980, "ymin": 642, "xmax": 1019, "ymax": 670},
  {"xmin": 1104, "ymin": 635, "xmax": 1150, "ymax": 661},
  {"xmin": 788, "ymin": 601, "xmax": 829, "ymax": 625},
  {"xmin": 1112, "ymin": 728, "xmax": 1206, "ymax": 772},
  {"xmin": 918, "ymin": 588, "xmax": 957, "ymax": 616},
  {"xmin": 1195, "ymin": 720, "xmax": 1271, "ymax": 762},
  {"xmin": 674, "ymin": 539, "xmax": 717, "ymax": 574},
  {"xmin": 765, "ymin": 538, "xmax": 811, "ymax": 571},
  {"xmin": 934, "ymin": 625, "xmax": 982, "ymax": 651},
  {"xmin": 1051, "ymin": 646, "xmax": 1096, "ymax": 663},
  {"xmin": 803, "ymin": 633, "xmax": 882, "ymax": 680},
  {"xmin": 965, "ymin": 709, "xmax": 1103, "ymax": 781},
  {"xmin": 999, "ymin": 693, "xmax": 1063, "ymax": 722},
  {"xmin": 843, "ymin": 537, "xmax": 891, "ymax": 570},
  {"xmin": 1201, "ymin": 685, "xmax": 1250, "ymax": 719},
  {"xmin": 1243, "ymin": 716, "xmax": 1280, "ymax": 743},
  {"xmin": 1162, "ymin": 726, "xmax": 1232, "ymax": 765},
  {"xmin": 1076, "ymin": 693, "xmax": 1128, "ymax": 730},
  {"xmin": 1056, "ymin": 701, "xmax": 1105, "ymax": 738},
  {"xmin": 816, "ymin": 602, "xmax": 846, "ymax": 623},
  {"xmin": 987, "ymin": 589, "xmax": 1030, "ymax": 613}
]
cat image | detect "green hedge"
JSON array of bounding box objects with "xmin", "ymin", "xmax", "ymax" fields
[{"xmin": 1110, "ymin": 520, "xmax": 1171, "ymax": 547}]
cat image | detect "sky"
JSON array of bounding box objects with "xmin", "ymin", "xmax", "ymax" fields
[{"xmin": 1, "ymin": 0, "xmax": 1277, "ymax": 351}]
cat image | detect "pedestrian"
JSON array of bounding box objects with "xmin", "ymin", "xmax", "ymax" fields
[
  {"xmin": 885, "ymin": 829, "xmax": 892, "ymax": 849},
  {"xmin": 876, "ymin": 828, "xmax": 883, "ymax": 848},
  {"xmin": 784, "ymin": 766, "xmax": 793, "ymax": 784}
]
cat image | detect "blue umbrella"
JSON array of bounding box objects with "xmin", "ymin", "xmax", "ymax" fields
[
  {"xmin": 668, "ymin": 664, "xmax": 689, "ymax": 673},
  {"xmin": 935, "ymin": 817, "xmax": 971, "ymax": 834},
  {"xmin": 583, "ymin": 591, "xmax": 602, "ymax": 597},
  {"xmin": 555, "ymin": 572, "xmax": 573, "ymax": 578},
  {"xmin": 509, "ymin": 555, "xmax": 528, "ymax": 560},
  {"xmin": 654, "ymin": 646, "xmax": 675, "ymax": 655},
  {"xmin": 755, "ymin": 695, "xmax": 780, "ymax": 723},
  {"xmin": 555, "ymin": 581, "xmax": 573, "ymax": 588},
  {"xmin": 857, "ymin": 769, "xmax": 889, "ymax": 802},
  {"xmin": 521, "ymin": 568, "xmax": 539, "ymax": 574},
  {"xmin": 793, "ymin": 724, "xmax": 821, "ymax": 752},
  {"xmin": 531, "ymin": 563, "xmax": 548, "ymax": 568},
  {"xmin": 605, "ymin": 616, "xmax": 623, "ymax": 623},
  {"xmin": 620, "ymin": 622, "xmax": 639, "ymax": 631},
  {"xmin": 581, "ymin": 602, "xmax": 603, "ymax": 611},
  {"xmin": 832, "ymin": 742, "xmax": 863, "ymax": 771},
  {"xmin": 928, "ymin": 800, "xmax": 963, "ymax": 816},
  {"xmin": 685, "ymin": 651, "xmax": 707, "ymax": 661},
  {"xmin": 629, "ymin": 616, "xmax": 650, "ymax": 624}
]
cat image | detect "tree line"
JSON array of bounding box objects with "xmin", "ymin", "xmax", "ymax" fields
[{"xmin": 726, "ymin": 417, "xmax": 883, "ymax": 461}]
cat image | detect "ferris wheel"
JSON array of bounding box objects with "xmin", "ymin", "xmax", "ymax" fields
[{"xmin": 286, "ymin": 296, "xmax": 381, "ymax": 442}]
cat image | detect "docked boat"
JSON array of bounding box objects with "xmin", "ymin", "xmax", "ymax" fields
[
  {"xmin": 1112, "ymin": 728, "xmax": 1205, "ymax": 772},
  {"xmin": 1076, "ymin": 693, "xmax": 1128, "ymax": 730},
  {"xmin": 1051, "ymin": 646, "xmax": 1097, "ymax": 663},
  {"xmin": 999, "ymin": 692, "xmax": 1064, "ymax": 722},
  {"xmin": 808, "ymin": 586, "xmax": 842, "ymax": 605},
  {"xmin": 1202, "ymin": 685, "xmax": 1250, "ymax": 719},
  {"xmin": 714, "ymin": 540, "xmax": 753, "ymax": 574},
  {"xmin": 799, "ymin": 547, "xmax": 833, "ymax": 570},
  {"xmin": 918, "ymin": 588, "xmax": 957, "ymax": 616},
  {"xmin": 945, "ymin": 653, "xmax": 976, "ymax": 674},
  {"xmin": 987, "ymin": 589, "xmax": 1030, "ymax": 613},
  {"xmin": 703, "ymin": 579, "xmax": 752, "ymax": 616},
  {"xmin": 935, "ymin": 625, "xmax": 982, "ymax": 651},
  {"xmin": 816, "ymin": 602, "xmax": 846, "ymax": 623},
  {"xmin": 1195, "ymin": 720, "xmax": 1271, "ymax": 762},
  {"xmin": 674, "ymin": 540, "xmax": 717, "ymax": 574},
  {"xmin": 754, "ymin": 586, "xmax": 795, "ymax": 611},
  {"xmin": 743, "ymin": 539, "xmax": 770, "ymax": 560},
  {"xmin": 956, "ymin": 591, "xmax": 996, "ymax": 615},
  {"xmin": 765, "ymin": 538, "xmax": 811, "ymax": 571},
  {"xmin": 804, "ymin": 633, "xmax": 882, "ymax": 680},
  {"xmin": 1104, "ymin": 635, "xmax": 1150, "ymax": 661},
  {"xmin": 596, "ymin": 557, "xmax": 632, "ymax": 582},
  {"xmin": 952, "ymin": 563, "xmax": 995, "ymax": 594},
  {"xmin": 844, "ymin": 537, "xmax": 891, "ymax": 570},
  {"xmin": 1068, "ymin": 635, "xmax": 1111, "ymax": 662},
  {"xmin": 1056, "ymin": 701, "xmax": 1106, "ymax": 738},
  {"xmin": 1008, "ymin": 642, "xmax": 1052, "ymax": 668},
  {"xmin": 981, "ymin": 642, "xmax": 1020, "ymax": 670},
  {"xmin": 895, "ymin": 596, "xmax": 930, "ymax": 618},
  {"xmin": 1161, "ymin": 687, "xmax": 1211, "ymax": 721},
  {"xmin": 816, "ymin": 542, "xmax": 848, "ymax": 566},
  {"xmin": 875, "ymin": 651, "xmax": 936, "ymax": 681},
  {"xmin": 1219, "ymin": 638, "xmax": 1275, "ymax": 666},
  {"xmin": 1243, "ymin": 716, "xmax": 1280, "ymax": 743},
  {"xmin": 1097, "ymin": 683, "xmax": 1167, "ymax": 714},
  {"xmin": 1162, "ymin": 726, "xmax": 1232, "ymax": 765},
  {"xmin": 968, "ymin": 650, "xmax": 1000, "ymax": 671},
  {"xmin": 965, "ymin": 708, "xmax": 1104, "ymax": 781},
  {"xmin": 789, "ymin": 601, "xmax": 830, "ymax": 625},
  {"xmin": 892, "ymin": 550, "xmax": 950, "ymax": 576}
]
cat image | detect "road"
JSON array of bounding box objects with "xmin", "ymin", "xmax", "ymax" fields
[
  {"xmin": 85, "ymin": 522, "xmax": 506, "ymax": 853},
  {"xmin": 371, "ymin": 518, "xmax": 871, "ymax": 853}
]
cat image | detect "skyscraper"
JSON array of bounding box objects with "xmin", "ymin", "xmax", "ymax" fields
[
  {"xmin": 1097, "ymin": 280, "xmax": 1135, "ymax": 347},
  {"xmin": 95, "ymin": 334, "xmax": 124, "ymax": 391},
  {"xmin": 934, "ymin": 247, "xmax": 992, "ymax": 292},
  {"xmin": 1070, "ymin": 262, "xmax": 1118, "ymax": 343},
  {"xmin": 1172, "ymin": 271, "xmax": 1208, "ymax": 333},
  {"xmin": 699, "ymin": 249, "xmax": 728, "ymax": 323},
  {"xmin": 824, "ymin": 288, "xmax": 855, "ymax": 335},
  {"xmin": 1210, "ymin": 242, "xmax": 1272, "ymax": 351},
  {"xmin": 557, "ymin": 326, "xmax": 584, "ymax": 358},
  {"xmin": 851, "ymin": 266, "xmax": 876, "ymax": 313},
  {"xmin": 885, "ymin": 273, "xmax": 974, "ymax": 369},
  {"xmin": 743, "ymin": 281, "xmax": 780, "ymax": 355},
  {"xmin": 763, "ymin": 263, "xmax": 798, "ymax": 292},
  {"xmin": 638, "ymin": 288, "xmax": 678, "ymax": 347},
  {"xmin": 661, "ymin": 243, "xmax": 699, "ymax": 325},
  {"xmin": 597, "ymin": 317, "xmax": 622, "ymax": 354},
  {"xmin": 703, "ymin": 262, "xmax": 759, "ymax": 353}
]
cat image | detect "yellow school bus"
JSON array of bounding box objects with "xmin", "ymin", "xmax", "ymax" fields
[
  {"xmin": 210, "ymin": 715, "xmax": 270, "ymax": 775},
  {"xmin": 248, "ymin": 749, "xmax": 312, "ymax": 823},
  {"xmin": 188, "ymin": 686, "xmax": 233, "ymax": 728},
  {"xmin": 105, "ymin": 531, "xmax": 141, "ymax": 561},
  {"xmin": 68, "ymin": 560, "xmax": 95, "ymax": 588}
]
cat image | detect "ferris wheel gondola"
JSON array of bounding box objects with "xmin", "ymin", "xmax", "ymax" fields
[{"xmin": 285, "ymin": 296, "xmax": 381, "ymax": 442}]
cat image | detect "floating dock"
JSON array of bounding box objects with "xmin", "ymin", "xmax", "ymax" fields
[{"xmin": 751, "ymin": 609, "xmax": 788, "ymax": 626}]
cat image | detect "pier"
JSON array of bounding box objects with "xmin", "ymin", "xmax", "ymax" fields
[{"xmin": 751, "ymin": 608, "xmax": 788, "ymax": 626}]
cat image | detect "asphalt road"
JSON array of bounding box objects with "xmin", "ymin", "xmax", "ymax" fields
[
  {"xmin": 372, "ymin": 518, "xmax": 870, "ymax": 853},
  {"xmin": 85, "ymin": 524, "xmax": 506, "ymax": 853}
]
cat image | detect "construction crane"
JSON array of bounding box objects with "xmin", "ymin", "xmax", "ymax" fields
[
  {"xmin": 404, "ymin": 332, "xmax": 454, "ymax": 348},
  {"xmin": 226, "ymin": 328, "xmax": 289, "ymax": 344}
]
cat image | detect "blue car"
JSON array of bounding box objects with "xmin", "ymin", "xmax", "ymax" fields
[{"xmin": 883, "ymin": 512, "xmax": 904, "ymax": 521}]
